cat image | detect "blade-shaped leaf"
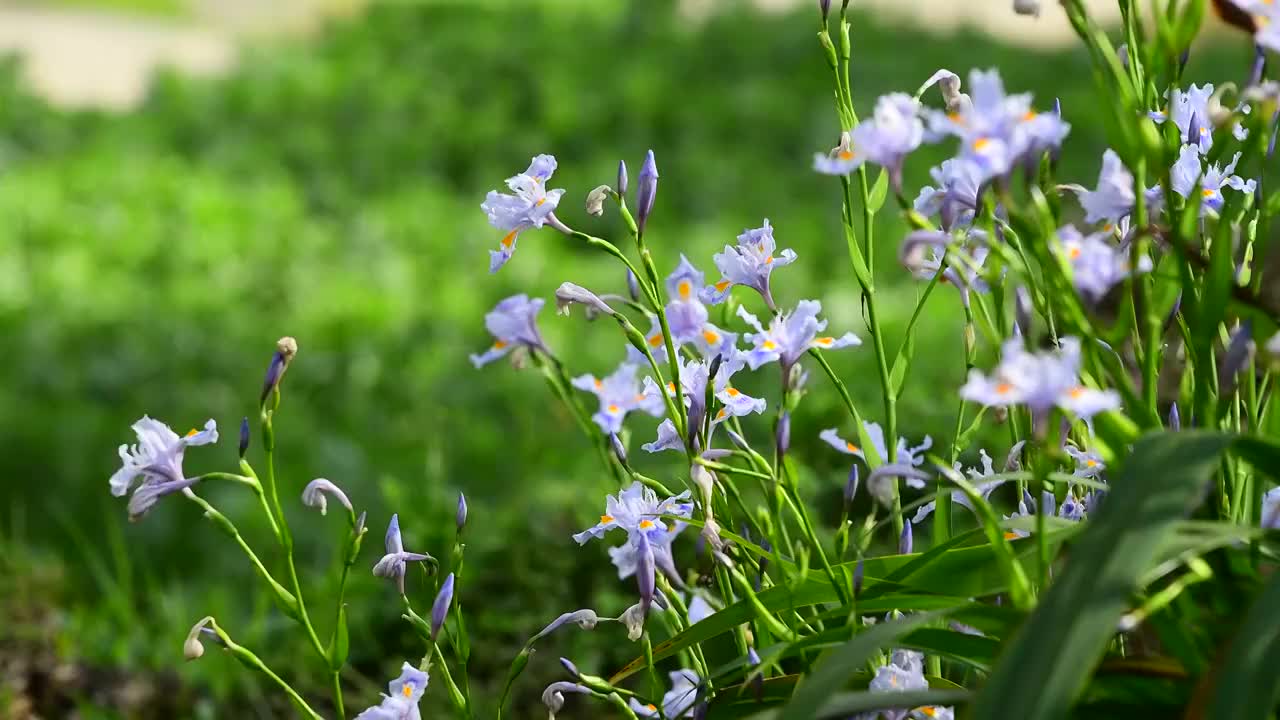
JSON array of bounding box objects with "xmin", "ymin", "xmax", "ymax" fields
[
  {"xmin": 1200, "ymin": 570, "xmax": 1280, "ymax": 719},
  {"xmin": 972, "ymin": 431, "xmax": 1233, "ymax": 719},
  {"xmin": 780, "ymin": 611, "xmax": 947, "ymax": 720}
]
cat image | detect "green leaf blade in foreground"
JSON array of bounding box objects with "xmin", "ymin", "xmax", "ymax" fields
[
  {"xmin": 1201, "ymin": 569, "xmax": 1280, "ymax": 719},
  {"xmin": 972, "ymin": 431, "xmax": 1233, "ymax": 720}
]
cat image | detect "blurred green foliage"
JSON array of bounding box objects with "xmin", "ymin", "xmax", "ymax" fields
[{"xmin": 0, "ymin": 0, "xmax": 1256, "ymax": 717}]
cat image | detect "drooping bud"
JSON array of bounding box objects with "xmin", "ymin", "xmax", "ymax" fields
[
  {"xmin": 259, "ymin": 336, "xmax": 298, "ymax": 408},
  {"xmin": 726, "ymin": 428, "xmax": 750, "ymax": 452},
  {"xmin": 617, "ymin": 160, "xmax": 629, "ymax": 196},
  {"xmin": 1004, "ymin": 440, "xmax": 1026, "ymax": 472},
  {"xmin": 542, "ymin": 681, "xmax": 590, "ymax": 718},
  {"xmin": 430, "ymin": 573, "xmax": 455, "ymax": 641},
  {"xmin": 238, "ymin": 416, "xmax": 250, "ymax": 458},
  {"xmin": 556, "ymin": 282, "xmax": 616, "ymax": 317},
  {"xmin": 776, "ymin": 412, "xmax": 791, "ymax": 456},
  {"xmin": 301, "ymin": 478, "xmax": 353, "ymax": 517},
  {"xmin": 184, "ymin": 616, "xmax": 218, "ymax": 660},
  {"xmin": 456, "ymin": 493, "xmax": 468, "ymax": 531},
  {"xmin": 899, "ymin": 520, "xmax": 914, "ymax": 555},
  {"xmin": 899, "ymin": 230, "xmax": 950, "ymax": 275},
  {"xmin": 585, "ymin": 185, "xmax": 612, "ymax": 217},
  {"xmin": 635, "ymin": 150, "xmax": 659, "ymax": 235}
]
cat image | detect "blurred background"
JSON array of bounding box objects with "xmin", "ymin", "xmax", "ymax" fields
[{"xmin": 0, "ymin": 0, "xmax": 1258, "ymax": 717}]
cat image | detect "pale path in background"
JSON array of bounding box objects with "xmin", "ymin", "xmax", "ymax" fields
[{"xmin": 0, "ymin": 0, "xmax": 1136, "ymax": 109}]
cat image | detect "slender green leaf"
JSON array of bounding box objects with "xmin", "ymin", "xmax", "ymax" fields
[
  {"xmin": 972, "ymin": 431, "xmax": 1233, "ymax": 720},
  {"xmin": 780, "ymin": 611, "xmax": 945, "ymax": 720},
  {"xmin": 1201, "ymin": 570, "xmax": 1280, "ymax": 719},
  {"xmin": 867, "ymin": 167, "xmax": 890, "ymax": 214}
]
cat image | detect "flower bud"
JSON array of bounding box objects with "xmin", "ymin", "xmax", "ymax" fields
[
  {"xmin": 776, "ymin": 412, "xmax": 791, "ymax": 456},
  {"xmin": 430, "ymin": 573, "xmax": 455, "ymax": 641},
  {"xmin": 184, "ymin": 616, "xmax": 218, "ymax": 661},
  {"xmin": 899, "ymin": 520, "xmax": 913, "ymax": 555},
  {"xmin": 818, "ymin": 0, "xmax": 831, "ymax": 20},
  {"xmin": 844, "ymin": 465, "xmax": 860, "ymax": 508},
  {"xmin": 853, "ymin": 557, "xmax": 865, "ymax": 596},
  {"xmin": 456, "ymin": 493, "xmax": 468, "ymax": 531},
  {"xmin": 626, "ymin": 269, "xmax": 641, "ymax": 302},
  {"xmin": 301, "ymin": 478, "xmax": 353, "ymax": 517},
  {"xmin": 1015, "ymin": 287, "xmax": 1032, "ymax": 337},
  {"xmin": 585, "ymin": 185, "xmax": 612, "ymax": 217},
  {"xmin": 238, "ymin": 417, "xmax": 250, "ymax": 458},
  {"xmin": 1167, "ymin": 403, "xmax": 1181, "ymax": 431},
  {"xmin": 635, "ymin": 150, "xmax": 659, "ymax": 235},
  {"xmin": 259, "ymin": 336, "xmax": 298, "ymax": 408},
  {"xmin": 617, "ymin": 160, "xmax": 628, "ymax": 196},
  {"xmin": 1220, "ymin": 321, "xmax": 1254, "ymax": 395},
  {"xmin": 560, "ymin": 657, "xmax": 582, "ymax": 679},
  {"xmin": 610, "ymin": 433, "xmax": 629, "ymax": 466},
  {"xmin": 555, "ymin": 282, "xmax": 616, "ymax": 317}
]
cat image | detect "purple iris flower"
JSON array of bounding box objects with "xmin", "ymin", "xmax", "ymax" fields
[
  {"xmin": 1066, "ymin": 150, "xmax": 1164, "ymax": 229},
  {"xmin": 1263, "ymin": 486, "xmax": 1280, "ymax": 529},
  {"xmin": 960, "ymin": 337, "xmax": 1120, "ymax": 420},
  {"xmin": 926, "ymin": 68, "xmax": 1069, "ymax": 183},
  {"xmin": 819, "ymin": 420, "xmax": 932, "ymax": 469},
  {"xmin": 1055, "ymin": 225, "xmax": 1152, "ymax": 303},
  {"xmin": 1059, "ymin": 494, "xmax": 1086, "ymax": 522},
  {"xmin": 354, "ymin": 662, "xmax": 429, "ymax": 720},
  {"xmin": 642, "ymin": 350, "xmax": 763, "ymax": 447},
  {"xmin": 865, "ymin": 648, "xmax": 930, "ymax": 720},
  {"xmin": 913, "ymin": 158, "xmax": 984, "ymax": 231},
  {"xmin": 737, "ymin": 300, "xmax": 861, "ymax": 371},
  {"xmin": 573, "ymin": 482, "xmax": 693, "ymax": 609},
  {"xmin": 903, "ymin": 229, "xmax": 991, "ymax": 308},
  {"xmin": 1150, "ymin": 84, "xmax": 1216, "ymax": 152},
  {"xmin": 630, "ymin": 669, "xmax": 700, "ymax": 719},
  {"xmin": 480, "ymin": 154, "xmax": 566, "ymax": 272},
  {"xmin": 703, "ymin": 220, "xmax": 797, "ymax": 310},
  {"xmin": 663, "ymin": 255, "xmax": 739, "ymax": 358},
  {"xmin": 372, "ymin": 514, "xmax": 434, "ymax": 596},
  {"xmin": 814, "ymin": 93, "xmax": 924, "ymax": 190},
  {"xmin": 571, "ymin": 362, "xmax": 667, "ymax": 434},
  {"xmin": 912, "ymin": 449, "xmax": 1008, "ymax": 524},
  {"xmin": 470, "ymin": 294, "xmax": 549, "ymax": 368},
  {"xmin": 1066, "ymin": 445, "xmax": 1105, "ymax": 478},
  {"xmin": 1230, "ymin": 2, "xmax": 1280, "ymax": 52},
  {"xmin": 1171, "ymin": 145, "xmax": 1256, "ymax": 214},
  {"xmin": 110, "ymin": 416, "xmax": 218, "ymax": 521}
]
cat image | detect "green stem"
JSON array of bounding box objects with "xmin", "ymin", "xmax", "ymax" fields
[
  {"xmin": 331, "ymin": 671, "xmax": 345, "ymax": 719},
  {"xmin": 182, "ymin": 489, "xmax": 297, "ymax": 613},
  {"xmin": 431, "ymin": 642, "xmax": 469, "ymax": 716}
]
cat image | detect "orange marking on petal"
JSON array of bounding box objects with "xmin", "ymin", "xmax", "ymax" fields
[
  {"xmin": 715, "ymin": 279, "xmax": 731, "ymax": 292},
  {"xmin": 716, "ymin": 408, "xmax": 728, "ymax": 419},
  {"xmin": 846, "ymin": 442, "xmax": 860, "ymax": 453},
  {"xmin": 1022, "ymin": 110, "xmax": 1037, "ymax": 122},
  {"xmin": 607, "ymin": 404, "xmax": 621, "ymax": 413},
  {"xmin": 493, "ymin": 340, "xmax": 508, "ymax": 350},
  {"xmin": 837, "ymin": 150, "xmax": 855, "ymax": 161},
  {"xmin": 1086, "ymin": 459, "xmax": 1098, "ymax": 468},
  {"xmin": 1069, "ymin": 386, "xmax": 1086, "ymax": 398},
  {"xmin": 593, "ymin": 378, "xmax": 603, "ymax": 389},
  {"xmin": 678, "ymin": 280, "xmax": 692, "ymax": 300},
  {"xmin": 727, "ymin": 387, "xmax": 740, "ymax": 397},
  {"xmin": 666, "ymin": 382, "xmax": 676, "ymax": 393},
  {"xmin": 535, "ymin": 197, "xmax": 547, "ymax": 206},
  {"xmin": 186, "ymin": 428, "xmax": 199, "ymax": 437},
  {"xmin": 762, "ymin": 340, "xmax": 778, "ymax": 350},
  {"xmin": 1067, "ymin": 245, "xmax": 1082, "ymax": 260},
  {"xmin": 1004, "ymin": 531, "xmax": 1020, "ymax": 540},
  {"xmin": 501, "ymin": 230, "xmax": 518, "ymax": 248},
  {"xmin": 639, "ymin": 519, "xmax": 655, "ymax": 529},
  {"xmin": 815, "ymin": 337, "xmax": 834, "ymax": 346},
  {"xmin": 402, "ymin": 685, "xmax": 414, "ymax": 698},
  {"xmin": 702, "ymin": 329, "xmax": 720, "ymax": 345},
  {"xmin": 600, "ymin": 514, "xmax": 614, "ymax": 524},
  {"xmin": 648, "ymin": 333, "xmax": 664, "ymax": 347},
  {"xmin": 1202, "ymin": 188, "xmax": 1216, "ymax": 197},
  {"xmin": 645, "ymin": 704, "xmax": 657, "ymax": 712},
  {"xmin": 996, "ymin": 382, "xmax": 1014, "ymax": 395},
  {"xmin": 764, "ymin": 255, "xmax": 774, "ymax": 264},
  {"xmin": 973, "ymin": 137, "xmax": 991, "ymax": 151}
]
